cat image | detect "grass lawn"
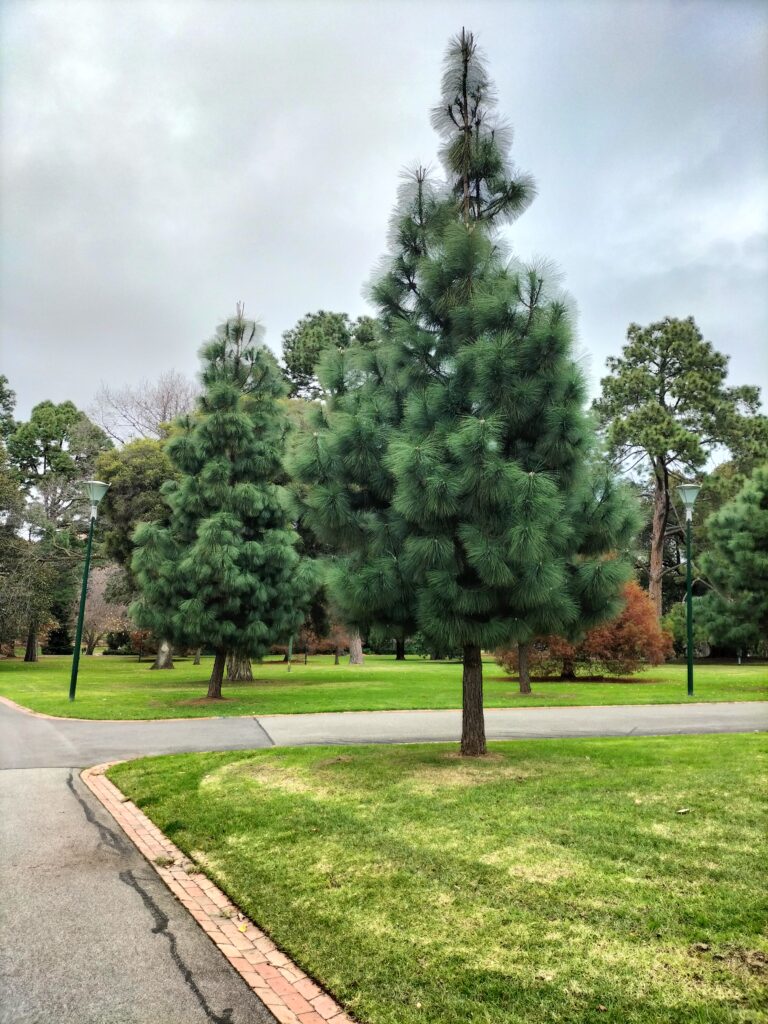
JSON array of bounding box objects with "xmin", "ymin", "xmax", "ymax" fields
[
  {"xmin": 0, "ymin": 654, "xmax": 765, "ymax": 719},
  {"xmin": 109, "ymin": 734, "xmax": 768, "ymax": 1024}
]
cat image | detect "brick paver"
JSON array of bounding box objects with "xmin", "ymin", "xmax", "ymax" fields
[{"xmin": 82, "ymin": 763, "xmax": 355, "ymax": 1024}]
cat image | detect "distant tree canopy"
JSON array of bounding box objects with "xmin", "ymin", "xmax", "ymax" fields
[
  {"xmin": 593, "ymin": 316, "xmax": 767, "ymax": 619},
  {"xmin": 699, "ymin": 464, "xmax": 768, "ymax": 653},
  {"xmin": 662, "ymin": 600, "xmax": 710, "ymax": 659},
  {"xmin": 281, "ymin": 311, "xmax": 377, "ymax": 399},
  {"xmin": 0, "ymin": 439, "xmax": 29, "ymax": 649},
  {"xmin": 6, "ymin": 399, "xmax": 112, "ymax": 531},
  {"xmin": 95, "ymin": 438, "xmax": 178, "ymax": 586},
  {"xmin": 2, "ymin": 398, "xmax": 110, "ymax": 659},
  {"xmin": 0, "ymin": 376, "xmax": 16, "ymax": 440}
]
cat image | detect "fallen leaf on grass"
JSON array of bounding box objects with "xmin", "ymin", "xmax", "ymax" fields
[{"xmin": 676, "ymin": 808, "xmax": 691, "ymax": 815}]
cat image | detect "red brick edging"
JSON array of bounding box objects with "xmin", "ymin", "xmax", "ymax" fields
[{"xmin": 82, "ymin": 763, "xmax": 354, "ymax": 1024}]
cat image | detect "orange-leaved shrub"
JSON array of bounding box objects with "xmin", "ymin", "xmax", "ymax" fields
[{"xmin": 495, "ymin": 581, "xmax": 673, "ymax": 679}]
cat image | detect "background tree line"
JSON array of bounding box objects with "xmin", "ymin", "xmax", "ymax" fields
[{"xmin": 1, "ymin": 31, "xmax": 766, "ymax": 754}]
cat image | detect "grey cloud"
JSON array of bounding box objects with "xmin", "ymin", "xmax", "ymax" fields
[{"xmin": 1, "ymin": 0, "xmax": 766, "ymax": 419}]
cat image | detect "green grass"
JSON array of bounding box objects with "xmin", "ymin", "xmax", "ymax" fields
[
  {"xmin": 0, "ymin": 654, "xmax": 765, "ymax": 719},
  {"xmin": 109, "ymin": 734, "xmax": 768, "ymax": 1024}
]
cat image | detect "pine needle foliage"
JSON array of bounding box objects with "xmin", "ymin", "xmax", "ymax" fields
[
  {"xmin": 289, "ymin": 340, "xmax": 419, "ymax": 651},
  {"xmin": 132, "ymin": 311, "xmax": 313, "ymax": 696},
  {"xmin": 294, "ymin": 30, "xmax": 637, "ymax": 753},
  {"xmin": 699, "ymin": 464, "xmax": 768, "ymax": 652}
]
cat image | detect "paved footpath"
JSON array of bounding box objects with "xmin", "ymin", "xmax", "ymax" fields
[{"xmin": 1, "ymin": 698, "xmax": 766, "ymax": 1023}]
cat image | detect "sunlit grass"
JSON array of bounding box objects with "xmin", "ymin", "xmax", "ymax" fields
[{"xmin": 110, "ymin": 734, "xmax": 768, "ymax": 1024}]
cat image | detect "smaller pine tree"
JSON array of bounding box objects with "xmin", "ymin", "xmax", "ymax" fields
[{"xmin": 132, "ymin": 309, "xmax": 314, "ymax": 696}]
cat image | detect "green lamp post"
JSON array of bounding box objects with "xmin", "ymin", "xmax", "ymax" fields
[
  {"xmin": 69, "ymin": 480, "xmax": 109, "ymax": 701},
  {"xmin": 678, "ymin": 481, "xmax": 701, "ymax": 698}
]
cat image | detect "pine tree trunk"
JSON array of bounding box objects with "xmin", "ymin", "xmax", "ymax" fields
[
  {"xmin": 227, "ymin": 652, "xmax": 253, "ymax": 681},
  {"xmin": 207, "ymin": 649, "xmax": 226, "ymax": 698},
  {"xmin": 349, "ymin": 631, "xmax": 364, "ymax": 665},
  {"xmin": 334, "ymin": 647, "xmax": 340, "ymax": 666},
  {"xmin": 395, "ymin": 637, "xmax": 406, "ymax": 661},
  {"xmin": 24, "ymin": 621, "xmax": 38, "ymax": 663},
  {"xmin": 461, "ymin": 644, "xmax": 486, "ymax": 756},
  {"xmin": 560, "ymin": 656, "xmax": 576, "ymax": 681},
  {"xmin": 649, "ymin": 459, "xmax": 668, "ymax": 620},
  {"xmin": 518, "ymin": 642, "xmax": 532, "ymax": 694},
  {"xmin": 151, "ymin": 639, "xmax": 174, "ymax": 670},
  {"xmin": 193, "ymin": 647, "xmax": 202, "ymax": 666}
]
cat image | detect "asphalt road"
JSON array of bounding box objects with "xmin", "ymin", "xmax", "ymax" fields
[
  {"xmin": 2, "ymin": 697, "xmax": 766, "ymax": 1023},
  {"xmin": 1, "ymin": 698, "xmax": 766, "ymax": 769},
  {"xmin": 0, "ymin": 766, "xmax": 274, "ymax": 1024}
]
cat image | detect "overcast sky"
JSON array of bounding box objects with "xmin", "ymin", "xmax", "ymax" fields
[{"xmin": 2, "ymin": 0, "xmax": 766, "ymax": 421}]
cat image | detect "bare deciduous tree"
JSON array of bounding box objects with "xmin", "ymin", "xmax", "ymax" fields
[
  {"xmin": 75, "ymin": 564, "xmax": 129, "ymax": 655},
  {"xmin": 90, "ymin": 371, "xmax": 198, "ymax": 444}
]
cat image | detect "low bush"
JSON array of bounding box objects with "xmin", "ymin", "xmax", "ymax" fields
[{"xmin": 496, "ymin": 581, "xmax": 673, "ymax": 678}]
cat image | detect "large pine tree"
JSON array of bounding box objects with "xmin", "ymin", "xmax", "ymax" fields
[
  {"xmin": 132, "ymin": 309, "xmax": 313, "ymax": 696},
  {"xmin": 296, "ymin": 31, "xmax": 636, "ymax": 754}
]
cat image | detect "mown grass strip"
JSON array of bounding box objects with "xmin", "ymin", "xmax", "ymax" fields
[
  {"xmin": 0, "ymin": 654, "xmax": 765, "ymax": 720},
  {"xmin": 110, "ymin": 734, "xmax": 768, "ymax": 1024}
]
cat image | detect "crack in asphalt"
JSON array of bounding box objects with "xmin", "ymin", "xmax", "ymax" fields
[
  {"xmin": 119, "ymin": 869, "xmax": 235, "ymax": 1024},
  {"xmin": 66, "ymin": 771, "xmax": 239, "ymax": 1024},
  {"xmin": 66, "ymin": 770, "xmax": 125, "ymax": 854},
  {"xmin": 249, "ymin": 717, "xmax": 275, "ymax": 746}
]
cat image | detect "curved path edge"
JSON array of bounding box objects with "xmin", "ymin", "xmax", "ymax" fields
[
  {"xmin": 2, "ymin": 697, "xmax": 766, "ymax": 770},
  {"xmin": 1, "ymin": 692, "xmax": 764, "ymax": 724},
  {"xmin": 82, "ymin": 762, "xmax": 353, "ymax": 1024}
]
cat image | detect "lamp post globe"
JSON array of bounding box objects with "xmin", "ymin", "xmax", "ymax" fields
[
  {"xmin": 69, "ymin": 480, "xmax": 110, "ymax": 701},
  {"xmin": 677, "ymin": 480, "xmax": 701, "ymax": 697},
  {"xmin": 678, "ymin": 484, "xmax": 701, "ymax": 520},
  {"xmin": 83, "ymin": 479, "xmax": 110, "ymax": 513}
]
